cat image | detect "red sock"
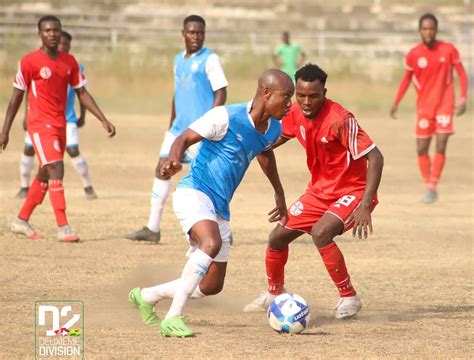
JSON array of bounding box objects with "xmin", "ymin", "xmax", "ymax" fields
[
  {"xmin": 427, "ymin": 153, "xmax": 446, "ymax": 191},
  {"xmin": 265, "ymin": 246, "xmax": 288, "ymax": 295},
  {"xmin": 49, "ymin": 179, "xmax": 68, "ymax": 227},
  {"xmin": 417, "ymin": 154, "xmax": 431, "ymax": 183},
  {"xmin": 18, "ymin": 178, "xmax": 48, "ymax": 221},
  {"xmin": 318, "ymin": 242, "xmax": 356, "ymax": 297}
]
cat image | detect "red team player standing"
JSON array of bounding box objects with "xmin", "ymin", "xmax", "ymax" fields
[
  {"xmin": 0, "ymin": 15, "xmax": 115, "ymax": 242},
  {"xmin": 390, "ymin": 13, "xmax": 468, "ymax": 203},
  {"xmin": 244, "ymin": 64, "xmax": 384, "ymax": 319}
]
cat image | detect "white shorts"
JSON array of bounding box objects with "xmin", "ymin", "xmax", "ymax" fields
[
  {"xmin": 173, "ymin": 187, "xmax": 232, "ymax": 262},
  {"xmin": 159, "ymin": 131, "xmax": 199, "ymax": 164},
  {"xmin": 24, "ymin": 123, "xmax": 79, "ymax": 148}
]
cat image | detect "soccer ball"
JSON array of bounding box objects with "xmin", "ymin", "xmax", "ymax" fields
[{"xmin": 267, "ymin": 293, "xmax": 310, "ymax": 334}]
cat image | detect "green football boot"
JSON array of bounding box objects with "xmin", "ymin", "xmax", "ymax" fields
[
  {"xmin": 128, "ymin": 287, "xmax": 159, "ymax": 326},
  {"xmin": 160, "ymin": 315, "xmax": 195, "ymax": 338}
]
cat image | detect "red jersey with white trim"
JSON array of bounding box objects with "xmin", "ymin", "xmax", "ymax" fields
[
  {"xmin": 282, "ymin": 99, "xmax": 375, "ymax": 199},
  {"xmin": 13, "ymin": 48, "xmax": 86, "ymax": 132},
  {"xmin": 405, "ymin": 41, "xmax": 461, "ymax": 118}
]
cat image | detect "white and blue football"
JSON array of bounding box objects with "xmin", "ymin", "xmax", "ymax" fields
[{"xmin": 267, "ymin": 293, "xmax": 310, "ymax": 334}]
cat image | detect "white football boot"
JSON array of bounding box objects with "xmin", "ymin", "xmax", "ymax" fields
[
  {"xmin": 334, "ymin": 294, "xmax": 362, "ymax": 319},
  {"xmin": 243, "ymin": 291, "xmax": 278, "ymax": 312}
]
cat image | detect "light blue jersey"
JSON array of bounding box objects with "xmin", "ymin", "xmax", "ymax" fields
[
  {"xmin": 65, "ymin": 64, "xmax": 84, "ymax": 123},
  {"xmin": 178, "ymin": 102, "xmax": 282, "ymax": 221},
  {"xmin": 170, "ymin": 48, "xmax": 216, "ymax": 136}
]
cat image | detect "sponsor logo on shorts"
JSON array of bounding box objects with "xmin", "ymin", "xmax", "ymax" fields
[
  {"xmin": 289, "ymin": 201, "xmax": 304, "ymax": 216},
  {"xmin": 40, "ymin": 66, "xmax": 52, "ymax": 79},
  {"xmin": 417, "ymin": 57, "xmax": 428, "ymax": 68},
  {"xmin": 418, "ymin": 119, "xmax": 429, "ymax": 129}
]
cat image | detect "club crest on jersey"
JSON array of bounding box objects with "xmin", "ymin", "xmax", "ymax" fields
[
  {"xmin": 417, "ymin": 57, "xmax": 428, "ymax": 69},
  {"xmin": 289, "ymin": 201, "xmax": 304, "ymax": 216},
  {"xmin": 40, "ymin": 67, "xmax": 52, "ymax": 79},
  {"xmin": 321, "ymin": 136, "xmax": 328, "ymax": 144},
  {"xmin": 299, "ymin": 125, "xmax": 306, "ymax": 141},
  {"xmin": 191, "ymin": 61, "xmax": 200, "ymax": 72}
]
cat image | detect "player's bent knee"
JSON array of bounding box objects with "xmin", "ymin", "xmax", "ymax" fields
[
  {"xmin": 200, "ymin": 281, "xmax": 224, "ymax": 296},
  {"xmin": 24, "ymin": 146, "xmax": 35, "ymax": 156},
  {"xmin": 311, "ymin": 226, "xmax": 334, "ymax": 248},
  {"xmin": 66, "ymin": 147, "xmax": 80, "ymax": 157},
  {"xmin": 268, "ymin": 226, "xmax": 290, "ymax": 250}
]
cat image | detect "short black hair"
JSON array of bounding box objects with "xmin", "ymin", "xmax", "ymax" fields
[
  {"xmin": 37, "ymin": 15, "xmax": 61, "ymax": 30},
  {"xmin": 295, "ymin": 63, "xmax": 328, "ymax": 85},
  {"xmin": 60, "ymin": 31, "xmax": 72, "ymax": 42},
  {"xmin": 183, "ymin": 15, "xmax": 206, "ymax": 27},
  {"xmin": 419, "ymin": 13, "xmax": 438, "ymax": 28}
]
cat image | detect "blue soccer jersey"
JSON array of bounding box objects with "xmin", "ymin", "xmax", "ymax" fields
[
  {"xmin": 178, "ymin": 102, "xmax": 281, "ymax": 220},
  {"xmin": 65, "ymin": 64, "xmax": 85, "ymax": 123},
  {"xmin": 170, "ymin": 48, "xmax": 228, "ymax": 136}
]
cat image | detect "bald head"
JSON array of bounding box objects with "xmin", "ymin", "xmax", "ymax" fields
[
  {"xmin": 253, "ymin": 69, "xmax": 294, "ymax": 121},
  {"xmin": 258, "ymin": 69, "xmax": 294, "ymax": 92}
]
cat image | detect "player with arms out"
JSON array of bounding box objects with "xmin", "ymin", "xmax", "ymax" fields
[
  {"xmin": 126, "ymin": 14, "xmax": 228, "ymax": 243},
  {"xmin": 0, "ymin": 16, "xmax": 115, "ymax": 242},
  {"xmin": 244, "ymin": 64, "xmax": 384, "ymax": 319},
  {"xmin": 390, "ymin": 13, "xmax": 468, "ymax": 203},
  {"xmin": 16, "ymin": 30, "xmax": 98, "ymax": 200},
  {"xmin": 128, "ymin": 69, "xmax": 294, "ymax": 337}
]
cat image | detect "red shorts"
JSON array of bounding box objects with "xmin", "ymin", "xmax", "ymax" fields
[
  {"xmin": 416, "ymin": 107, "xmax": 454, "ymax": 138},
  {"xmin": 28, "ymin": 128, "xmax": 66, "ymax": 166},
  {"xmin": 282, "ymin": 189, "xmax": 378, "ymax": 234}
]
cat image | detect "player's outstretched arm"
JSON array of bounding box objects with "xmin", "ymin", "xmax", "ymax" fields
[
  {"xmin": 454, "ymin": 62, "xmax": 468, "ymax": 116},
  {"xmin": 257, "ymin": 149, "xmax": 288, "ymax": 224},
  {"xmin": 347, "ymin": 146, "xmax": 384, "ymax": 239},
  {"xmin": 160, "ymin": 128, "xmax": 204, "ymax": 177},
  {"xmin": 390, "ymin": 70, "xmax": 412, "ymax": 119},
  {"xmin": 271, "ymin": 136, "xmax": 291, "ymax": 150},
  {"xmin": 75, "ymin": 87, "xmax": 115, "ymax": 137},
  {"xmin": 0, "ymin": 88, "xmax": 25, "ymax": 151}
]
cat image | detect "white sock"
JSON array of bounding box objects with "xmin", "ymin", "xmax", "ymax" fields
[
  {"xmin": 165, "ymin": 249, "xmax": 212, "ymax": 319},
  {"xmin": 20, "ymin": 153, "xmax": 35, "ymax": 188},
  {"xmin": 71, "ymin": 155, "xmax": 92, "ymax": 188},
  {"xmin": 141, "ymin": 279, "xmax": 206, "ymax": 304},
  {"xmin": 146, "ymin": 178, "xmax": 171, "ymax": 233}
]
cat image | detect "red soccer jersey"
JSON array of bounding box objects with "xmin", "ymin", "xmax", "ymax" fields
[
  {"xmin": 13, "ymin": 48, "xmax": 86, "ymax": 132},
  {"xmin": 282, "ymin": 99, "xmax": 375, "ymax": 199},
  {"xmin": 405, "ymin": 41, "xmax": 462, "ymax": 118}
]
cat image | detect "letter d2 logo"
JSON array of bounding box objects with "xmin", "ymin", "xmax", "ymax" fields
[{"xmin": 35, "ymin": 300, "xmax": 84, "ymax": 359}]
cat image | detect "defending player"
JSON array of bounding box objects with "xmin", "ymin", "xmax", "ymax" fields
[
  {"xmin": 0, "ymin": 16, "xmax": 115, "ymax": 242},
  {"xmin": 126, "ymin": 15, "xmax": 228, "ymax": 243},
  {"xmin": 16, "ymin": 31, "xmax": 98, "ymax": 200},
  {"xmin": 244, "ymin": 64, "xmax": 384, "ymax": 319},
  {"xmin": 128, "ymin": 69, "xmax": 294, "ymax": 337},
  {"xmin": 390, "ymin": 13, "xmax": 468, "ymax": 203}
]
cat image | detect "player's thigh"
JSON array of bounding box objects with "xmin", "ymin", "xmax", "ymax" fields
[
  {"xmin": 189, "ymin": 219, "xmax": 223, "ymax": 258},
  {"xmin": 284, "ymin": 190, "xmax": 328, "ymax": 234},
  {"xmin": 268, "ymin": 224, "xmax": 304, "ymax": 250},
  {"xmin": 29, "ymin": 131, "xmax": 66, "ymax": 168}
]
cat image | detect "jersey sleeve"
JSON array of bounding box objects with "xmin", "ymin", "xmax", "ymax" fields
[
  {"xmin": 335, "ymin": 115, "xmax": 375, "ymax": 160},
  {"xmin": 68, "ymin": 55, "xmax": 87, "ymax": 89},
  {"xmin": 205, "ymin": 53, "xmax": 228, "ymax": 91},
  {"xmin": 404, "ymin": 50, "xmax": 415, "ymax": 71},
  {"xmin": 450, "ymin": 44, "xmax": 462, "ymax": 65},
  {"xmin": 13, "ymin": 58, "xmax": 31, "ymax": 91},
  {"xmin": 281, "ymin": 110, "xmax": 296, "ymax": 138},
  {"xmin": 188, "ymin": 106, "xmax": 229, "ymax": 141}
]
